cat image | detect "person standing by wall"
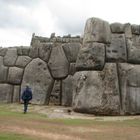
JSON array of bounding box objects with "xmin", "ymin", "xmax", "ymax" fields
[{"xmin": 21, "ymin": 85, "xmax": 32, "ymax": 114}]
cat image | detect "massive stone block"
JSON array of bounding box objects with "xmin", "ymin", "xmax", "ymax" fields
[
  {"xmin": 131, "ymin": 24, "xmax": 140, "ymax": 35},
  {"xmin": 127, "ymin": 35, "xmax": 140, "ymax": 64},
  {"xmin": 83, "ymin": 17, "xmax": 111, "ymax": 44},
  {"xmin": 118, "ymin": 63, "xmax": 140, "ymax": 114},
  {"xmin": 0, "ymin": 47, "xmax": 7, "ymax": 56},
  {"xmin": 0, "ymin": 84, "xmax": 13, "ymax": 103},
  {"xmin": 106, "ymin": 34, "xmax": 127, "ymax": 62},
  {"xmin": 38, "ymin": 43, "xmax": 52, "ymax": 62},
  {"xmin": 17, "ymin": 46, "xmax": 30, "ymax": 56},
  {"xmin": 7, "ymin": 67, "xmax": 23, "ymax": 85},
  {"xmin": 73, "ymin": 63, "xmax": 120, "ymax": 115},
  {"xmin": 124, "ymin": 23, "xmax": 132, "ymax": 38},
  {"xmin": 110, "ymin": 23, "xmax": 125, "ymax": 33},
  {"xmin": 21, "ymin": 58, "xmax": 53, "ymax": 104},
  {"xmin": 15, "ymin": 56, "xmax": 32, "ymax": 68},
  {"xmin": 48, "ymin": 44, "xmax": 69, "ymax": 79},
  {"xmin": 4, "ymin": 48, "xmax": 18, "ymax": 66},
  {"xmin": 62, "ymin": 43, "xmax": 81, "ymax": 63},
  {"xmin": 76, "ymin": 43, "xmax": 105, "ymax": 71},
  {"xmin": 0, "ymin": 56, "xmax": 8, "ymax": 83},
  {"xmin": 62, "ymin": 75, "xmax": 73, "ymax": 106}
]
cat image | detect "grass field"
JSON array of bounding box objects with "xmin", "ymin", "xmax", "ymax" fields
[{"xmin": 0, "ymin": 104, "xmax": 140, "ymax": 140}]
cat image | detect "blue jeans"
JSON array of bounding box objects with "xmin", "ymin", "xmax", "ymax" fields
[{"xmin": 24, "ymin": 100, "xmax": 29, "ymax": 113}]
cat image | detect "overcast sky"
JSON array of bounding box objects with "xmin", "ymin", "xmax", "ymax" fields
[{"xmin": 0, "ymin": 0, "xmax": 140, "ymax": 47}]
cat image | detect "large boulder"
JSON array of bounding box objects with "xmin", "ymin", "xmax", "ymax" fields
[
  {"xmin": 127, "ymin": 35, "xmax": 140, "ymax": 64},
  {"xmin": 62, "ymin": 75, "xmax": 73, "ymax": 106},
  {"xmin": 4, "ymin": 48, "xmax": 18, "ymax": 66},
  {"xmin": 0, "ymin": 56, "xmax": 8, "ymax": 83},
  {"xmin": 21, "ymin": 58, "xmax": 53, "ymax": 104},
  {"xmin": 38, "ymin": 43, "xmax": 52, "ymax": 62},
  {"xmin": 106, "ymin": 34, "xmax": 127, "ymax": 62},
  {"xmin": 118, "ymin": 63, "xmax": 140, "ymax": 115},
  {"xmin": 0, "ymin": 84, "xmax": 13, "ymax": 103},
  {"xmin": 7, "ymin": 67, "xmax": 23, "ymax": 84},
  {"xmin": 73, "ymin": 63, "xmax": 120, "ymax": 115},
  {"xmin": 76, "ymin": 43, "xmax": 105, "ymax": 71},
  {"xmin": 15, "ymin": 56, "xmax": 32, "ymax": 68},
  {"xmin": 48, "ymin": 44, "xmax": 69, "ymax": 79},
  {"xmin": 62, "ymin": 43, "xmax": 81, "ymax": 63},
  {"xmin": 110, "ymin": 23, "xmax": 125, "ymax": 33},
  {"xmin": 83, "ymin": 17, "xmax": 111, "ymax": 44}
]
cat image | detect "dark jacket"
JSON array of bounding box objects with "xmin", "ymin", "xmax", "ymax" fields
[{"xmin": 22, "ymin": 87, "xmax": 32, "ymax": 101}]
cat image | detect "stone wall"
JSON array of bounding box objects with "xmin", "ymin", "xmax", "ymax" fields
[{"xmin": 0, "ymin": 17, "xmax": 140, "ymax": 115}]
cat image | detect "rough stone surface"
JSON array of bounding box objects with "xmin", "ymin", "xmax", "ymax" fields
[
  {"xmin": 106, "ymin": 34, "xmax": 127, "ymax": 62},
  {"xmin": 73, "ymin": 63, "xmax": 120, "ymax": 115},
  {"xmin": 0, "ymin": 47, "xmax": 7, "ymax": 56},
  {"xmin": 83, "ymin": 17, "xmax": 111, "ymax": 44},
  {"xmin": 38, "ymin": 43, "xmax": 52, "ymax": 62},
  {"xmin": 0, "ymin": 84, "xmax": 13, "ymax": 103},
  {"xmin": 62, "ymin": 43, "xmax": 81, "ymax": 63},
  {"xmin": 15, "ymin": 56, "xmax": 32, "ymax": 68},
  {"xmin": 118, "ymin": 63, "xmax": 140, "ymax": 115},
  {"xmin": 17, "ymin": 46, "xmax": 30, "ymax": 56},
  {"xmin": 4, "ymin": 48, "xmax": 18, "ymax": 66},
  {"xmin": 49, "ymin": 80, "xmax": 61, "ymax": 105},
  {"xmin": 110, "ymin": 23, "xmax": 125, "ymax": 33},
  {"xmin": 13, "ymin": 85, "xmax": 20, "ymax": 102},
  {"xmin": 127, "ymin": 35, "xmax": 140, "ymax": 64},
  {"xmin": 21, "ymin": 58, "xmax": 53, "ymax": 104},
  {"xmin": 131, "ymin": 24, "xmax": 140, "ymax": 35},
  {"xmin": 48, "ymin": 44, "xmax": 69, "ymax": 79},
  {"xmin": 7, "ymin": 67, "xmax": 23, "ymax": 85},
  {"xmin": 69, "ymin": 63, "xmax": 76, "ymax": 75},
  {"xmin": 0, "ymin": 56, "xmax": 8, "ymax": 83},
  {"xmin": 124, "ymin": 23, "xmax": 132, "ymax": 38},
  {"xmin": 76, "ymin": 43, "xmax": 105, "ymax": 71},
  {"xmin": 62, "ymin": 75, "xmax": 73, "ymax": 106}
]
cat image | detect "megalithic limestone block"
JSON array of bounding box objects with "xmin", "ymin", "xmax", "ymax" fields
[
  {"xmin": 83, "ymin": 17, "xmax": 111, "ymax": 44},
  {"xmin": 118, "ymin": 63, "xmax": 140, "ymax": 115},
  {"xmin": 21, "ymin": 58, "xmax": 53, "ymax": 105},
  {"xmin": 0, "ymin": 84, "xmax": 13, "ymax": 103},
  {"xmin": 131, "ymin": 24, "xmax": 140, "ymax": 35},
  {"xmin": 127, "ymin": 35, "xmax": 140, "ymax": 64},
  {"xmin": 48, "ymin": 44, "xmax": 69, "ymax": 79},
  {"xmin": 76, "ymin": 42, "xmax": 105, "ymax": 71},
  {"xmin": 62, "ymin": 43, "xmax": 81, "ymax": 63},
  {"xmin": 73, "ymin": 63, "xmax": 120, "ymax": 115},
  {"xmin": 106, "ymin": 34, "xmax": 127, "ymax": 62},
  {"xmin": 110, "ymin": 23, "xmax": 125, "ymax": 33}
]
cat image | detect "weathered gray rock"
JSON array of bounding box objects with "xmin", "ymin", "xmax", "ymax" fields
[
  {"xmin": 21, "ymin": 58, "xmax": 53, "ymax": 104},
  {"xmin": 124, "ymin": 23, "xmax": 132, "ymax": 38},
  {"xmin": 127, "ymin": 35, "xmax": 140, "ymax": 64},
  {"xmin": 83, "ymin": 17, "xmax": 111, "ymax": 44},
  {"xmin": 118, "ymin": 63, "xmax": 140, "ymax": 114},
  {"xmin": 106, "ymin": 34, "xmax": 127, "ymax": 62},
  {"xmin": 48, "ymin": 44, "xmax": 69, "ymax": 79},
  {"xmin": 73, "ymin": 63, "xmax": 120, "ymax": 115},
  {"xmin": 17, "ymin": 46, "xmax": 30, "ymax": 56},
  {"xmin": 0, "ymin": 47, "xmax": 7, "ymax": 56},
  {"xmin": 4, "ymin": 48, "xmax": 18, "ymax": 66},
  {"xmin": 62, "ymin": 43, "xmax": 81, "ymax": 63},
  {"xmin": 0, "ymin": 56, "xmax": 8, "ymax": 83},
  {"xmin": 15, "ymin": 56, "xmax": 32, "ymax": 68},
  {"xmin": 76, "ymin": 43, "xmax": 105, "ymax": 71},
  {"xmin": 7, "ymin": 67, "xmax": 23, "ymax": 84},
  {"xmin": 110, "ymin": 23, "xmax": 125, "ymax": 33},
  {"xmin": 131, "ymin": 24, "xmax": 140, "ymax": 35},
  {"xmin": 0, "ymin": 84, "xmax": 13, "ymax": 103},
  {"xmin": 49, "ymin": 80, "xmax": 61, "ymax": 105},
  {"xmin": 69, "ymin": 63, "xmax": 76, "ymax": 75},
  {"xmin": 38, "ymin": 43, "xmax": 52, "ymax": 62},
  {"xmin": 62, "ymin": 75, "xmax": 73, "ymax": 106},
  {"xmin": 13, "ymin": 85, "xmax": 20, "ymax": 102}
]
